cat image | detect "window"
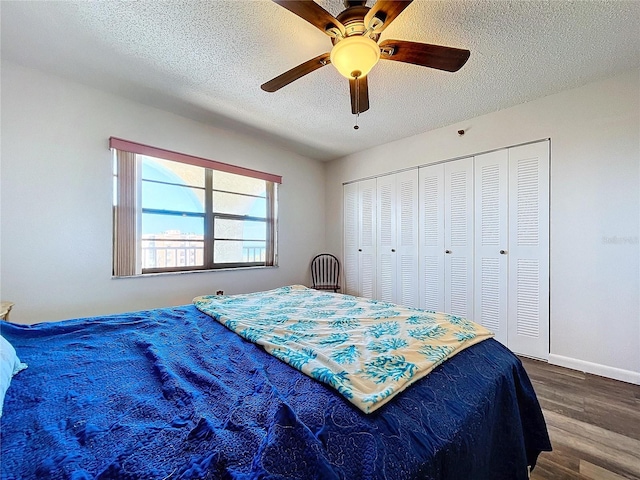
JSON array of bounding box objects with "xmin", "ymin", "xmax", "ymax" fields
[{"xmin": 111, "ymin": 138, "xmax": 281, "ymax": 276}]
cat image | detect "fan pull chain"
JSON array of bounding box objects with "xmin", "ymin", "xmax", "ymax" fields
[{"xmin": 354, "ymin": 73, "xmax": 360, "ymax": 130}]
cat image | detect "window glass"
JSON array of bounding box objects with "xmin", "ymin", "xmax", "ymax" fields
[
  {"xmin": 214, "ymin": 218, "xmax": 267, "ymax": 241},
  {"xmin": 142, "ymin": 239, "xmax": 205, "ymax": 269},
  {"xmin": 212, "ymin": 191, "xmax": 266, "ymax": 217},
  {"xmin": 142, "ymin": 213, "xmax": 205, "ymax": 237},
  {"xmin": 142, "ymin": 157, "xmax": 204, "ymax": 187},
  {"xmin": 213, "ymin": 171, "xmax": 266, "ymax": 196},
  {"xmin": 142, "ymin": 182, "xmax": 205, "ymax": 213},
  {"xmin": 214, "ymin": 240, "xmax": 266, "ymax": 264}
]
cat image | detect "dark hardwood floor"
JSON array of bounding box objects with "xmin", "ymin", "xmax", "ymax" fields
[{"xmin": 519, "ymin": 357, "xmax": 640, "ymax": 480}]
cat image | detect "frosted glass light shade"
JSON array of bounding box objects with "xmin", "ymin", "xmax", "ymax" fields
[{"xmin": 330, "ymin": 35, "xmax": 381, "ymax": 79}]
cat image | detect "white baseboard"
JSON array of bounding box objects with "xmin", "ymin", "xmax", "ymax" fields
[{"xmin": 548, "ymin": 354, "xmax": 640, "ymax": 385}]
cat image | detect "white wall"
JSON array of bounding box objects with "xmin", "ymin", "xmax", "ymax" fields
[
  {"xmin": 325, "ymin": 69, "xmax": 640, "ymax": 384},
  {"xmin": 0, "ymin": 62, "xmax": 326, "ymax": 323}
]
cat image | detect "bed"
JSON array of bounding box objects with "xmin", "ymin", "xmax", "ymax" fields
[{"xmin": 1, "ymin": 286, "xmax": 551, "ymax": 479}]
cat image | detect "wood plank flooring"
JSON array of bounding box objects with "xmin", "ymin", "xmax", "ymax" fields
[{"xmin": 519, "ymin": 357, "xmax": 640, "ymax": 480}]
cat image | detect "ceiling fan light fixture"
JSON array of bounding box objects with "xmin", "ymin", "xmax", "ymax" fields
[{"xmin": 330, "ymin": 35, "xmax": 380, "ymax": 79}]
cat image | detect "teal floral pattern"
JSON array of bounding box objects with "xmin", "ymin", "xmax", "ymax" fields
[
  {"xmin": 310, "ymin": 368, "xmax": 353, "ymax": 399},
  {"xmin": 408, "ymin": 325, "xmax": 447, "ymax": 340},
  {"xmin": 329, "ymin": 317, "xmax": 360, "ymax": 330},
  {"xmin": 368, "ymin": 338, "xmax": 409, "ymax": 353},
  {"xmin": 271, "ymin": 347, "xmax": 317, "ymax": 369},
  {"xmin": 418, "ymin": 344, "xmax": 456, "ymax": 364},
  {"xmin": 331, "ymin": 345, "xmax": 360, "ymax": 364},
  {"xmin": 361, "ymin": 355, "xmax": 417, "ymax": 383},
  {"xmin": 366, "ymin": 321, "xmax": 400, "ymax": 338},
  {"xmin": 194, "ymin": 285, "xmax": 493, "ymax": 413},
  {"xmin": 406, "ymin": 315, "xmax": 437, "ymax": 325},
  {"xmin": 362, "ymin": 386, "xmax": 395, "ymax": 405},
  {"xmin": 454, "ymin": 331, "xmax": 477, "ymax": 342},
  {"xmin": 318, "ymin": 332, "xmax": 349, "ymax": 346}
]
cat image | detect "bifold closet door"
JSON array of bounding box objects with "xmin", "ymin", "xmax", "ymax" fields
[
  {"xmin": 376, "ymin": 174, "xmax": 396, "ymax": 303},
  {"xmin": 358, "ymin": 178, "xmax": 377, "ymax": 299},
  {"xmin": 474, "ymin": 150, "xmax": 509, "ymax": 345},
  {"xmin": 507, "ymin": 141, "xmax": 550, "ymax": 359},
  {"xmin": 395, "ymin": 170, "xmax": 419, "ymax": 308},
  {"xmin": 343, "ymin": 178, "xmax": 377, "ymax": 299},
  {"xmin": 444, "ymin": 158, "xmax": 474, "ymax": 318},
  {"xmin": 343, "ymin": 182, "xmax": 359, "ymax": 296},
  {"xmin": 418, "ymin": 164, "xmax": 445, "ymax": 311},
  {"xmin": 376, "ymin": 170, "xmax": 418, "ymax": 306}
]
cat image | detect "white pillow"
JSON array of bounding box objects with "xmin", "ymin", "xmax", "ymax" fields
[{"xmin": 0, "ymin": 334, "xmax": 27, "ymax": 416}]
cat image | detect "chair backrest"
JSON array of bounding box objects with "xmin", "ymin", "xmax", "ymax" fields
[{"xmin": 311, "ymin": 254, "xmax": 340, "ymax": 291}]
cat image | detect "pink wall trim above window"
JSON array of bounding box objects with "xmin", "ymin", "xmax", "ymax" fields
[{"xmin": 109, "ymin": 137, "xmax": 283, "ymax": 184}]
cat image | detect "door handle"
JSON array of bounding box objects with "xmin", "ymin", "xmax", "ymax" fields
[
  {"xmin": 445, "ymin": 250, "xmax": 452, "ymax": 254},
  {"xmin": 391, "ymin": 249, "xmax": 396, "ymax": 252},
  {"xmin": 500, "ymin": 250, "xmax": 507, "ymax": 255},
  {"xmin": 358, "ymin": 249, "xmax": 362, "ymax": 252}
]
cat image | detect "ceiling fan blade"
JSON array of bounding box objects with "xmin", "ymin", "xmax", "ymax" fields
[
  {"xmin": 349, "ymin": 75, "xmax": 370, "ymax": 114},
  {"xmin": 261, "ymin": 53, "xmax": 331, "ymax": 92},
  {"xmin": 273, "ymin": 1, "xmax": 345, "ymax": 36},
  {"xmin": 364, "ymin": 1, "xmax": 413, "ymax": 33},
  {"xmin": 379, "ymin": 39, "xmax": 470, "ymax": 72}
]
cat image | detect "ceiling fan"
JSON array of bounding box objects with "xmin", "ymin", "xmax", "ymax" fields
[{"xmin": 261, "ymin": 0, "xmax": 470, "ymax": 121}]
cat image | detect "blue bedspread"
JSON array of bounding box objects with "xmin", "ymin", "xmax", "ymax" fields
[{"xmin": 1, "ymin": 305, "xmax": 551, "ymax": 479}]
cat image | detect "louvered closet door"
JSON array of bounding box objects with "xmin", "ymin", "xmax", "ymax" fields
[
  {"xmin": 396, "ymin": 170, "xmax": 419, "ymax": 308},
  {"xmin": 376, "ymin": 174, "xmax": 396, "ymax": 303},
  {"xmin": 507, "ymin": 141, "xmax": 550, "ymax": 359},
  {"xmin": 358, "ymin": 178, "xmax": 377, "ymax": 299},
  {"xmin": 343, "ymin": 182, "xmax": 360, "ymax": 296},
  {"xmin": 444, "ymin": 158, "xmax": 474, "ymax": 318},
  {"xmin": 474, "ymin": 150, "xmax": 509, "ymax": 344},
  {"xmin": 418, "ymin": 164, "xmax": 445, "ymax": 311}
]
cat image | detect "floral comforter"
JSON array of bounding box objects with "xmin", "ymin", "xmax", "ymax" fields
[{"xmin": 194, "ymin": 285, "xmax": 493, "ymax": 413}]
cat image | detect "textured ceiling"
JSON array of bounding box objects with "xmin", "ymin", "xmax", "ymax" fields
[{"xmin": 2, "ymin": 1, "xmax": 639, "ymax": 161}]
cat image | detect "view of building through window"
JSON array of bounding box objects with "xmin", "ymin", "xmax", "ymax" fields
[{"xmin": 140, "ymin": 156, "xmax": 269, "ymax": 270}]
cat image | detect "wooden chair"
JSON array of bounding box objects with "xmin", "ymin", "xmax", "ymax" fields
[{"xmin": 311, "ymin": 254, "xmax": 340, "ymax": 293}]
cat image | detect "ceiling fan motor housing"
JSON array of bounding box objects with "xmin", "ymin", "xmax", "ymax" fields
[
  {"xmin": 333, "ymin": 5, "xmax": 380, "ymax": 44},
  {"xmin": 344, "ymin": 0, "xmax": 367, "ymax": 7}
]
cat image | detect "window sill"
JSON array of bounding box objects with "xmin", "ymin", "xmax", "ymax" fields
[{"xmin": 112, "ymin": 265, "xmax": 278, "ymax": 279}]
